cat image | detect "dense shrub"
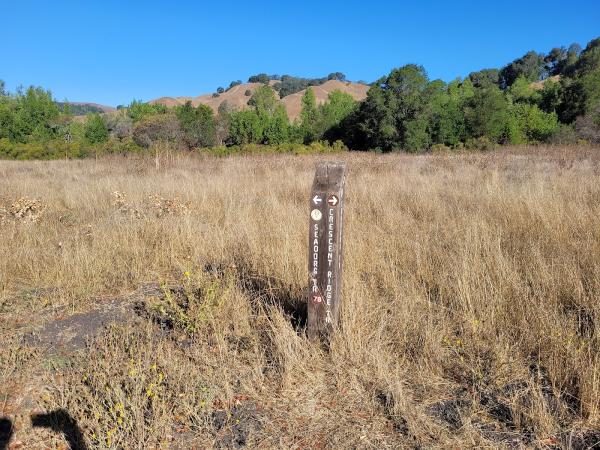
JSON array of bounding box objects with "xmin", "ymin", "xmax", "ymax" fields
[
  {"xmin": 127, "ymin": 100, "xmax": 166, "ymax": 122},
  {"xmin": 84, "ymin": 114, "xmax": 109, "ymax": 144},
  {"xmin": 174, "ymin": 102, "xmax": 216, "ymax": 148},
  {"xmin": 228, "ymin": 109, "xmax": 264, "ymax": 145},
  {"xmin": 93, "ymin": 137, "xmax": 144, "ymax": 155},
  {"xmin": 465, "ymin": 136, "xmax": 498, "ymax": 151},
  {"xmin": 548, "ymin": 124, "xmax": 579, "ymax": 145},
  {"xmin": 248, "ymin": 73, "xmax": 270, "ymax": 84},
  {"xmin": 507, "ymin": 103, "xmax": 559, "ymax": 143},
  {"xmin": 272, "ymin": 75, "xmax": 329, "ymax": 98},
  {"xmin": 0, "ymin": 138, "xmax": 89, "ymax": 159},
  {"xmin": 199, "ymin": 140, "xmax": 348, "ymax": 157},
  {"xmin": 132, "ymin": 114, "xmax": 183, "ymax": 148},
  {"xmin": 104, "ymin": 112, "xmax": 133, "ymax": 140}
]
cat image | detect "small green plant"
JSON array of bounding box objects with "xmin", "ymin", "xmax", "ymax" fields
[{"xmin": 149, "ymin": 269, "xmax": 235, "ymax": 335}]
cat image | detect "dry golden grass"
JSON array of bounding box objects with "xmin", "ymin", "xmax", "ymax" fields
[{"xmin": 1, "ymin": 146, "xmax": 599, "ymax": 449}]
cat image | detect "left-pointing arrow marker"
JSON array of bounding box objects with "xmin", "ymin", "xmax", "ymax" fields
[{"xmin": 313, "ymin": 195, "xmax": 322, "ymax": 205}]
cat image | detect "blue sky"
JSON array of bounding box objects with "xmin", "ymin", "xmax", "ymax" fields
[{"xmin": 1, "ymin": 0, "xmax": 599, "ymax": 106}]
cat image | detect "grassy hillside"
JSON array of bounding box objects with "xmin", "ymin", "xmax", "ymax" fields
[{"xmin": 149, "ymin": 79, "xmax": 368, "ymax": 122}]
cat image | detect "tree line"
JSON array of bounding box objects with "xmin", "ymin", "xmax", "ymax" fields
[{"xmin": 1, "ymin": 36, "xmax": 599, "ymax": 158}]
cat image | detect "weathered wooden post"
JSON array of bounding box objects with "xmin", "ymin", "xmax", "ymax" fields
[{"xmin": 307, "ymin": 161, "xmax": 347, "ymax": 339}]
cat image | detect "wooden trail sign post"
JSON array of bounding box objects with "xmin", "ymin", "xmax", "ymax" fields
[{"xmin": 307, "ymin": 161, "xmax": 347, "ymax": 339}]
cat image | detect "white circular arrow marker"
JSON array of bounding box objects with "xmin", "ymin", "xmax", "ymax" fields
[
  {"xmin": 311, "ymin": 209, "xmax": 322, "ymax": 221},
  {"xmin": 327, "ymin": 195, "xmax": 339, "ymax": 206}
]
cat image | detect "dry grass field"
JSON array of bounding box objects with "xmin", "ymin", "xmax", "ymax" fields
[{"xmin": 1, "ymin": 147, "xmax": 599, "ymax": 449}]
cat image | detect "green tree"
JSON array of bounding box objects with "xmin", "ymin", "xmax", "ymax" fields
[
  {"xmin": 463, "ymin": 86, "xmax": 510, "ymax": 142},
  {"xmin": 566, "ymin": 38, "xmax": 599, "ymax": 78},
  {"xmin": 274, "ymin": 75, "xmax": 328, "ymax": 98},
  {"xmin": 317, "ymin": 90, "xmax": 357, "ymax": 140},
  {"xmin": 175, "ymin": 101, "xmax": 216, "ymax": 148},
  {"xmin": 354, "ymin": 64, "xmax": 431, "ymax": 151},
  {"xmin": 175, "ymin": 101, "xmax": 195, "ymax": 134},
  {"xmin": 263, "ymin": 105, "xmax": 290, "ymax": 144},
  {"xmin": 507, "ymin": 103, "xmax": 558, "ymax": 143},
  {"xmin": 229, "ymin": 85, "xmax": 291, "ymax": 145},
  {"xmin": 426, "ymin": 80, "xmax": 465, "ymax": 146},
  {"xmin": 320, "ymin": 91, "xmax": 356, "ymax": 127},
  {"xmin": 299, "ymin": 87, "xmax": 319, "ymax": 143},
  {"xmin": 448, "ymin": 78, "xmax": 475, "ymax": 103},
  {"xmin": 194, "ymin": 104, "xmax": 216, "ymax": 147},
  {"xmin": 404, "ymin": 117, "xmax": 430, "ymax": 152},
  {"xmin": 84, "ymin": 114, "xmax": 109, "ymax": 144},
  {"xmin": 565, "ymin": 43, "xmax": 582, "ymax": 70},
  {"xmin": 132, "ymin": 114, "xmax": 182, "ymax": 148},
  {"xmin": 216, "ymin": 100, "xmax": 234, "ymax": 145},
  {"xmin": 13, "ymin": 86, "xmax": 60, "ymax": 142},
  {"xmin": 0, "ymin": 101, "xmax": 15, "ymax": 141},
  {"xmin": 468, "ymin": 69, "xmax": 500, "ymax": 88},
  {"xmin": 248, "ymin": 73, "xmax": 270, "ymax": 84},
  {"xmin": 539, "ymin": 78, "xmax": 562, "ymax": 113},
  {"xmin": 560, "ymin": 72, "xmax": 600, "ymax": 123},
  {"xmin": 228, "ymin": 109, "xmax": 264, "ymax": 144},
  {"xmin": 507, "ymin": 76, "xmax": 541, "ymax": 104},
  {"xmin": 248, "ymin": 85, "xmax": 278, "ymax": 115},
  {"xmin": 127, "ymin": 100, "xmax": 166, "ymax": 122},
  {"xmin": 499, "ymin": 51, "xmax": 545, "ymax": 88},
  {"xmin": 544, "ymin": 47, "xmax": 568, "ymax": 76},
  {"xmin": 327, "ymin": 72, "xmax": 346, "ymax": 81},
  {"xmin": 559, "ymin": 39, "xmax": 600, "ymax": 123}
]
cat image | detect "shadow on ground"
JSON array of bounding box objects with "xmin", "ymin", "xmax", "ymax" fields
[
  {"xmin": 231, "ymin": 263, "xmax": 307, "ymax": 330},
  {"xmin": 0, "ymin": 418, "xmax": 13, "ymax": 450},
  {"xmin": 31, "ymin": 409, "xmax": 88, "ymax": 450}
]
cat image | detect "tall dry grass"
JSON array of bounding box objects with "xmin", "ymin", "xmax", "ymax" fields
[{"xmin": 1, "ymin": 146, "xmax": 599, "ymax": 448}]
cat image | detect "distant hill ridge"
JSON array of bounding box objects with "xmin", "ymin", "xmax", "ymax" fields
[
  {"xmin": 59, "ymin": 77, "xmax": 555, "ymax": 120},
  {"xmin": 56, "ymin": 102, "xmax": 116, "ymax": 115},
  {"xmin": 149, "ymin": 79, "xmax": 369, "ymax": 121}
]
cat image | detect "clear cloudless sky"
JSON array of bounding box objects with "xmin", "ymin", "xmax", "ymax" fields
[{"xmin": 1, "ymin": 0, "xmax": 599, "ymax": 106}]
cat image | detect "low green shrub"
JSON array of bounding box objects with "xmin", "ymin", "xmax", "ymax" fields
[
  {"xmin": 0, "ymin": 138, "xmax": 89, "ymax": 159},
  {"xmin": 0, "ymin": 137, "xmax": 145, "ymax": 160},
  {"xmin": 465, "ymin": 136, "xmax": 498, "ymax": 151},
  {"xmin": 198, "ymin": 140, "xmax": 348, "ymax": 157},
  {"xmin": 93, "ymin": 138, "xmax": 145, "ymax": 156}
]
